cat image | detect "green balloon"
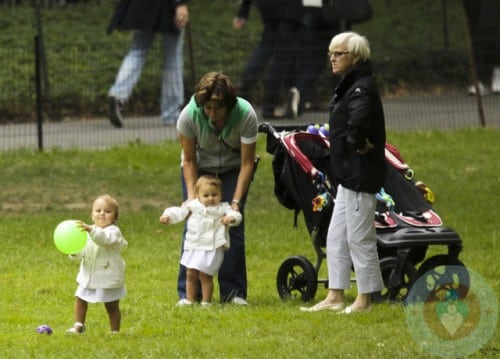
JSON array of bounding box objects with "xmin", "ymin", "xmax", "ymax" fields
[{"xmin": 53, "ymin": 220, "xmax": 87, "ymax": 254}]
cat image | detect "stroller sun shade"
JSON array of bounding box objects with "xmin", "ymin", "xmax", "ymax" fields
[
  {"xmin": 281, "ymin": 132, "xmax": 330, "ymax": 182},
  {"xmin": 268, "ymin": 130, "xmax": 334, "ymax": 243}
]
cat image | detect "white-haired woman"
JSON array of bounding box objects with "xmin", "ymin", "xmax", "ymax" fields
[{"xmin": 302, "ymin": 32, "xmax": 386, "ymax": 314}]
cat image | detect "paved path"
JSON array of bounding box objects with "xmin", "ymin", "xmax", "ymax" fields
[{"xmin": 1, "ymin": 94, "xmax": 498, "ymax": 151}]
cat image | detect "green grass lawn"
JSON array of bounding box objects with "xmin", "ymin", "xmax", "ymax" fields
[{"xmin": 0, "ymin": 128, "xmax": 498, "ymax": 358}]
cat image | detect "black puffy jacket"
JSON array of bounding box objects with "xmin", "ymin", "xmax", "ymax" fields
[
  {"xmin": 328, "ymin": 60, "xmax": 386, "ymax": 194},
  {"xmin": 236, "ymin": 0, "xmax": 302, "ymax": 24}
]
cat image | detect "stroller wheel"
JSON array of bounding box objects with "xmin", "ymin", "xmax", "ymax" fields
[
  {"xmin": 276, "ymin": 255, "xmax": 317, "ymax": 302},
  {"xmin": 373, "ymin": 256, "xmax": 418, "ymax": 303},
  {"xmin": 415, "ymin": 255, "xmax": 469, "ymax": 301}
]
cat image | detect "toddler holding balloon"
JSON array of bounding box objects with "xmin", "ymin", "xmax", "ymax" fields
[{"xmin": 66, "ymin": 194, "xmax": 127, "ymax": 334}]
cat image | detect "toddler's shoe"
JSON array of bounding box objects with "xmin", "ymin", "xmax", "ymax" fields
[
  {"xmin": 176, "ymin": 298, "xmax": 193, "ymax": 307},
  {"xmin": 66, "ymin": 322, "xmax": 85, "ymax": 334}
]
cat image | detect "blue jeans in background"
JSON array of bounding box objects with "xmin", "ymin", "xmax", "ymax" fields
[{"xmin": 108, "ymin": 30, "xmax": 184, "ymax": 124}]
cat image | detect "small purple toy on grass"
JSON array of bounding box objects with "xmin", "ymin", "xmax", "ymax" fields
[{"xmin": 36, "ymin": 324, "xmax": 53, "ymax": 335}]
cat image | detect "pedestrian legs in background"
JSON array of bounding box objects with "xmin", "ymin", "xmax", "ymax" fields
[
  {"xmin": 260, "ymin": 20, "xmax": 301, "ymax": 119},
  {"xmin": 287, "ymin": 7, "xmax": 341, "ymax": 116},
  {"xmin": 236, "ymin": 21, "xmax": 301, "ymax": 120},
  {"xmin": 160, "ymin": 30, "xmax": 185, "ymax": 126},
  {"xmin": 236, "ymin": 25, "xmax": 275, "ymax": 103},
  {"xmin": 463, "ymin": 0, "xmax": 500, "ymax": 95},
  {"xmin": 108, "ymin": 30, "xmax": 185, "ymax": 127},
  {"xmin": 108, "ymin": 31, "xmax": 154, "ymax": 127}
]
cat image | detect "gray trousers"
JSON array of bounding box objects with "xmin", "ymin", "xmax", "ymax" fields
[{"xmin": 326, "ymin": 185, "xmax": 384, "ymax": 294}]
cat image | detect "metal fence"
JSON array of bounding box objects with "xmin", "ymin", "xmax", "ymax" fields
[
  {"xmin": 0, "ymin": 0, "xmax": 98, "ymax": 6},
  {"xmin": 1, "ymin": 1, "xmax": 499, "ymax": 152}
]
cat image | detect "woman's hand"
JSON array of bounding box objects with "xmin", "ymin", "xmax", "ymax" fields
[
  {"xmin": 233, "ymin": 17, "xmax": 246, "ymax": 30},
  {"xmin": 230, "ymin": 200, "xmax": 240, "ymax": 212},
  {"xmin": 175, "ymin": 5, "xmax": 189, "ymax": 29}
]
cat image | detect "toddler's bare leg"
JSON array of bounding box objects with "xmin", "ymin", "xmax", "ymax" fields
[
  {"xmin": 186, "ymin": 268, "xmax": 200, "ymax": 302},
  {"xmin": 199, "ymin": 272, "xmax": 213, "ymax": 303},
  {"xmin": 75, "ymin": 297, "xmax": 88, "ymax": 326},
  {"xmin": 105, "ymin": 300, "xmax": 121, "ymax": 332}
]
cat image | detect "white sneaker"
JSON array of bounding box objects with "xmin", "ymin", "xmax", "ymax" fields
[
  {"xmin": 468, "ymin": 82, "xmax": 490, "ymax": 96},
  {"xmin": 176, "ymin": 298, "xmax": 193, "ymax": 306},
  {"xmin": 492, "ymin": 66, "xmax": 500, "ymax": 93},
  {"xmin": 231, "ymin": 296, "xmax": 248, "ymax": 305}
]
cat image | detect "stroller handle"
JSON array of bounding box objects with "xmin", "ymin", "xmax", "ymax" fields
[
  {"xmin": 258, "ymin": 123, "xmax": 279, "ymax": 139},
  {"xmin": 258, "ymin": 122, "xmax": 309, "ymax": 139}
]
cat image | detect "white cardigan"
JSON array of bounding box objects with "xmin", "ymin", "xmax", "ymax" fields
[
  {"xmin": 162, "ymin": 199, "xmax": 242, "ymax": 251},
  {"xmin": 69, "ymin": 224, "xmax": 127, "ymax": 289}
]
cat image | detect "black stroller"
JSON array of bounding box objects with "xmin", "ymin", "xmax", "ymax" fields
[{"xmin": 259, "ymin": 123, "xmax": 469, "ymax": 303}]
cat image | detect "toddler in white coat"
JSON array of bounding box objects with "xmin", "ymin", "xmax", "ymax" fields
[
  {"xmin": 160, "ymin": 175, "xmax": 242, "ymax": 306},
  {"xmin": 67, "ymin": 194, "xmax": 127, "ymax": 334}
]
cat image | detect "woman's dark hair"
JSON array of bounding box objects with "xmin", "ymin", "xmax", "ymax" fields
[{"xmin": 194, "ymin": 71, "xmax": 238, "ymax": 109}]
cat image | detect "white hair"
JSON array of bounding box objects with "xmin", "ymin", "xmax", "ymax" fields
[{"xmin": 329, "ymin": 31, "xmax": 371, "ymax": 61}]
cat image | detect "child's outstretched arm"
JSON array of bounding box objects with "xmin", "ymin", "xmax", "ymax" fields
[
  {"xmin": 160, "ymin": 205, "xmax": 189, "ymax": 225},
  {"xmin": 159, "ymin": 214, "xmax": 171, "ymax": 224},
  {"xmin": 76, "ymin": 220, "xmax": 92, "ymax": 233}
]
